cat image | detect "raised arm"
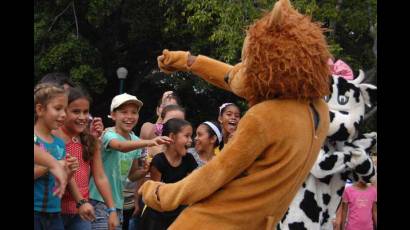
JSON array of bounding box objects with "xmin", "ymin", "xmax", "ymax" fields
[{"xmin": 157, "ymin": 50, "xmax": 234, "ymax": 92}]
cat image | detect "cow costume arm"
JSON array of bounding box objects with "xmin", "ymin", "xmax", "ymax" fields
[{"xmin": 310, "ymin": 133, "xmax": 376, "ymax": 180}]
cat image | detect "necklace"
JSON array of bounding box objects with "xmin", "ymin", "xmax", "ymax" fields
[{"xmin": 61, "ymin": 126, "xmax": 80, "ymax": 143}]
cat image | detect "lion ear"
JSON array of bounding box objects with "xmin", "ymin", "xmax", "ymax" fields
[{"xmin": 268, "ymin": 0, "xmax": 292, "ymax": 28}]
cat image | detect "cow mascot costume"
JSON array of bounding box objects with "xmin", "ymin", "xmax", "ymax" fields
[
  {"xmin": 277, "ymin": 67, "xmax": 377, "ymax": 230},
  {"xmin": 139, "ymin": 0, "xmax": 335, "ymax": 229}
]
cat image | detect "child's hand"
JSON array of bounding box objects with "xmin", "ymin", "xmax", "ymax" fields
[
  {"xmin": 149, "ymin": 136, "xmax": 173, "ymax": 147},
  {"xmin": 78, "ymin": 202, "xmax": 96, "ymax": 221},
  {"xmin": 108, "ymin": 211, "xmax": 119, "ymax": 230},
  {"xmin": 90, "ymin": 117, "xmax": 104, "ymax": 138},
  {"xmin": 49, "ymin": 163, "xmax": 68, "ymax": 198},
  {"xmin": 66, "ymin": 155, "xmax": 79, "ymax": 177}
]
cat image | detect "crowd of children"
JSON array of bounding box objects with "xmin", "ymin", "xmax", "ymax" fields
[
  {"xmin": 34, "ymin": 73, "xmax": 241, "ymax": 230},
  {"xmin": 34, "ymin": 72, "xmax": 377, "ymax": 230}
]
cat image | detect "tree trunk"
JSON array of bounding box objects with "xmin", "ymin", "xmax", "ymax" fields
[{"xmin": 329, "ymin": 0, "xmax": 343, "ymax": 39}]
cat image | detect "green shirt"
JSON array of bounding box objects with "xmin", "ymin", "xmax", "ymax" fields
[{"xmin": 89, "ymin": 128, "xmax": 141, "ymax": 209}]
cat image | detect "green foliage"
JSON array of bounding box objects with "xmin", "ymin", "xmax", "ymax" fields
[
  {"xmin": 34, "ymin": 0, "xmax": 376, "ymax": 131},
  {"xmin": 86, "ymin": 0, "xmax": 122, "ymax": 27},
  {"xmin": 70, "ymin": 65, "xmax": 106, "ymax": 94}
]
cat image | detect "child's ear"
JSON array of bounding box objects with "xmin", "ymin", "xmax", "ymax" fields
[
  {"xmin": 35, "ymin": 104, "xmax": 44, "ymax": 116},
  {"xmin": 110, "ymin": 112, "xmax": 116, "ymax": 121},
  {"xmin": 169, "ymin": 133, "xmax": 176, "ymax": 142},
  {"xmin": 210, "ymin": 136, "xmax": 217, "ymax": 145},
  {"xmin": 218, "ymin": 116, "xmax": 223, "ymax": 124}
]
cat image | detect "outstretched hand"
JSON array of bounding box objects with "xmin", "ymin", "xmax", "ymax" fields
[{"xmin": 149, "ymin": 136, "xmax": 173, "ymax": 147}]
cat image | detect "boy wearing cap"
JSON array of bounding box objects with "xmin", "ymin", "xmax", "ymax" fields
[{"xmin": 88, "ymin": 93, "xmax": 172, "ymax": 229}]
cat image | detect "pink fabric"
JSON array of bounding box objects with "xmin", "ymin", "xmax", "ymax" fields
[
  {"xmin": 154, "ymin": 123, "xmax": 163, "ymax": 136},
  {"xmin": 328, "ymin": 59, "xmax": 354, "ymax": 80},
  {"xmin": 61, "ymin": 141, "xmax": 91, "ymax": 214},
  {"xmin": 342, "ymin": 185, "xmax": 377, "ymax": 230}
]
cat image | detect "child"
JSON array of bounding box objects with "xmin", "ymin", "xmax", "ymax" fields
[
  {"xmin": 140, "ymin": 91, "xmax": 181, "ymax": 140},
  {"xmin": 215, "ymin": 103, "xmax": 241, "ymax": 154},
  {"xmin": 143, "ymin": 104, "xmax": 186, "ymax": 157},
  {"xmin": 88, "ymin": 93, "xmax": 172, "ymax": 230},
  {"xmin": 53, "ymin": 87, "xmax": 119, "ymax": 230},
  {"xmin": 341, "ymin": 180, "xmax": 377, "ymax": 230},
  {"xmin": 129, "ymin": 104, "xmax": 186, "ymax": 227},
  {"xmin": 191, "ymin": 121, "xmax": 222, "ymax": 167},
  {"xmin": 139, "ymin": 118, "xmax": 198, "ymax": 230},
  {"xmin": 34, "ymin": 83, "xmax": 75, "ymax": 229}
]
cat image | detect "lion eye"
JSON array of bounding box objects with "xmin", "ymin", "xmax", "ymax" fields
[{"xmin": 324, "ymin": 95, "xmax": 330, "ymax": 102}]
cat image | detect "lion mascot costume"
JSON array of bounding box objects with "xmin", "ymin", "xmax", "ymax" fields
[
  {"xmin": 277, "ymin": 69, "xmax": 377, "ymax": 230},
  {"xmin": 139, "ymin": 0, "xmax": 334, "ymax": 229}
]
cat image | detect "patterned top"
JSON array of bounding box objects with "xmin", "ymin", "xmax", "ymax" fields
[
  {"xmin": 34, "ymin": 135, "xmax": 66, "ymax": 213},
  {"xmin": 61, "ymin": 139, "xmax": 91, "ymax": 214}
]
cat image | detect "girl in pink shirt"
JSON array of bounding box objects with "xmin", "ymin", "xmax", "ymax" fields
[{"xmin": 341, "ymin": 180, "xmax": 377, "ymax": 230}]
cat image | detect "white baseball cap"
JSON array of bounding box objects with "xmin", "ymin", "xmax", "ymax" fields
[{"xmin": 110, "ymin": 93, "xmax": 143, "ymax": 113}]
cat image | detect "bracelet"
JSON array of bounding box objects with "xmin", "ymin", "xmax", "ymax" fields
[
  {"xmin": 106, "ymin": 207, "xmax": 116, "ymax": 214},
  {"xmin": 155, "ymin": 185, "xmax": 161, "ymax": 202},
  {"xmin": 76, "ymin": 199, "xmax": 88, "ymax": 209}
]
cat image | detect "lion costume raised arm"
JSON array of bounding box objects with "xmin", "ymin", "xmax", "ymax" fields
[{"xmin": 139, "ymin": 0, "xmax": 333, "ymax": 229}]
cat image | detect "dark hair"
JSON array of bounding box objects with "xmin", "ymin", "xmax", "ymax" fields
[
  {"xmin": 201, "ymin": 121, "xmax": 222, "ymax": 147},
  {"xmin": 160, "ymin": 104, "xmax": 185, "ymax": 120},
  {"xmin": 39, "ymin": 72, "xmax": 75, "ymax": 88},
  {"xmin": 157, "ymin": 92, "xmax": 181, "ymax": 107},
  {"xmin": 219, "ymin": 103, "xmax": 240, "ymax": 116},
  {"xmin": 67, "ymin": 87, "xmax": 96, "ymax": 162},
  {"xmin": 162, "ymin": 118, "xmax": 191, "ymax": 137}
]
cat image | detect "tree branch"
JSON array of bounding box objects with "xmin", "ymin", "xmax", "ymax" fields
[
  {"xmin": 329, "ymin": 0, "xmax": 343, "ymax": 39},
  {"xmin": 72, "ymin": 1, "xmax": 79, "ymax": 39},
  {"xmin": 48, "ymin": 2, "xmax": 72, "ymax": 32}
]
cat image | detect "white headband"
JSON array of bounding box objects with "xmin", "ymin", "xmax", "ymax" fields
[
  {"xmin": 203, "ymin": 121, "xmax": 222, "ymax": 144},
  {"xmin": 219, "ymin": 103, "xmax": 234, "ymax": 115}
]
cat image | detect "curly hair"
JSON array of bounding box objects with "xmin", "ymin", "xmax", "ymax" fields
[{"xmin": 242, "ymin": 0, "xmax": 332, "ymax": 105}]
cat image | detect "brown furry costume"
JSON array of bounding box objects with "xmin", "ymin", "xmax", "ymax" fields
[{"xmin": 139, "ymin": 0, "xmax": 332, "ymax": 229}]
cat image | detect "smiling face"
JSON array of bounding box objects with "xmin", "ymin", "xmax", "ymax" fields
[
  {"xmin": 218, "ymin": 105, "xmax": 241, "ymax": 136},
  {"xmin": 64, "ymin": 97, "xmax": 90, "ymax": 135},
  {"xmin": 194, "ymin": 124, "xmax": 217, "ymax": 154},
  {"xmin": 170, "ymin": 125, "xmax": 193, "ymax": 157},
  {"xmin": 111, "ymin": 102, "xmax": 140, "ymax": 133},
  {"xmin": 36, "ymin": 94, "xmax": 68, "ymax": 131}
]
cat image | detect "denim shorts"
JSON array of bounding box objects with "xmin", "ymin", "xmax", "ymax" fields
[
  {"xmin": 90, "ymin": 199, "xmax": 123, "ymax": 230},
  {"xmin": 62, "ymin": 213, "xmax": 91, "ymax": 230},
  {"xmin": 34, "ymin": 211, "xmax": 64, "ymax": 230}
]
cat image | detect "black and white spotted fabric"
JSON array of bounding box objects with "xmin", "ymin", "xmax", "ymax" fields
[{"xmin": 277, "ymin": 71, "xmax": 377, "ymax": 230}]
